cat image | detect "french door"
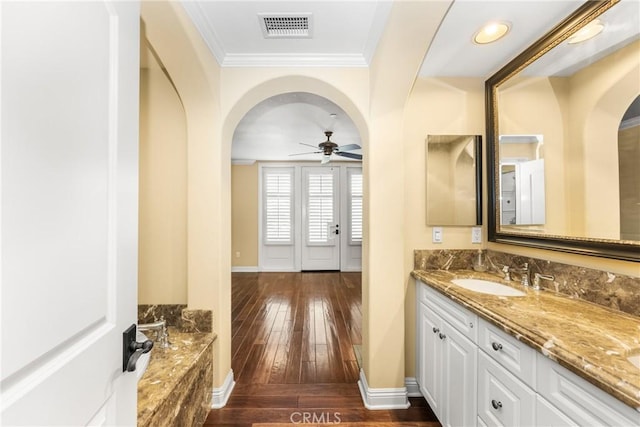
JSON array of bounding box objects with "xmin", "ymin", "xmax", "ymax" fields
[
  {"xmin": 259, "ymin": 164, "xmax": 361, "ymax": 272},
  {"xmin": 302, "ymin": 167, "xmax": 340, "ymax": 270}
]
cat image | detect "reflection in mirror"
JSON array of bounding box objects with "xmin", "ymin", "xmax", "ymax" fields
[
  {"xmin": 619, "ymin": 96, "xmax": 640, "ymax": 241},
  {"xmin": 486, "ymin": 0, "xmax": 640, "ymax": 260},
  {"xmin": 426, "ymin": 135, "xmax": 482, "ymax": 226},
  {"xmin": 499, "ymin": 135, "xmax": 545, "ymax": 226}
]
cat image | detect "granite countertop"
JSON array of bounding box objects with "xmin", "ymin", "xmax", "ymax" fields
[
  {"xmin": 411, "ymin": 269, "xmax": 640, "ymax": 410},
  {"xmin": 137, "ymin": 328, "xmax": 217, "ymax": 426}
]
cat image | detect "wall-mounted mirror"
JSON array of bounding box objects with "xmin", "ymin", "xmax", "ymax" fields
[
  {"xmin": 486, "ymin": 0, "xmax": 640, "ymax": 261},
  {"xmin": 426, "ymin": 135, "xmax": 482, "ymax": 226}
]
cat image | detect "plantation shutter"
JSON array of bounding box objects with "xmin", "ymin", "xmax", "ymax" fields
[
  {"xmin": 307, "ymin": 173, "xmax": 334, "ymax": 243},
  {"xmin": 264, "ymin": 169, "xmax": 293, "ymax": 244},
  {"xmin": 349, "ymin": 171, "xmax": 363, "ymax": 244}
]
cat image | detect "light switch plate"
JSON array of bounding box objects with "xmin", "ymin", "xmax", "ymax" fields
[
  {"xmin": 433, "ymin": 227, "xmax": 443, "ymax": 243},
  {"xmin": 472, "ymin": 227, "xmax": 482, "ymax": 243}
]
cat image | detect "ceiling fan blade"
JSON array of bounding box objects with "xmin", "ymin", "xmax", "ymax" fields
[
  {"xmin": 320, "ymin": 155, "xmax": 331, "ymax": 165},
  {"xmin": 300, "ymin": 142, "xmax": 320, "ymax": 149},
  {"xmin": 289, "ymin": 150, "xmax": 321, "ymax": 156},
  {"xmin": 337, "ymin": 144, "xmax": 361, "ymax": 151},
  {"xmin": 335, "ymin": 151, "xmax": 362, "ymax": 160}
]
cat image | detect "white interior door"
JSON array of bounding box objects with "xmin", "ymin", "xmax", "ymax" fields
[
  {"xmin": 516, "ymin": 159, "xmax": 546, "ymax": 225},
  {"xmin": 302, "ymin": 166, "xmax": 340, "ymax": 270},
  {"xmin": 1, "ymin": 1, "xmax": 140, "ymax": 425}
]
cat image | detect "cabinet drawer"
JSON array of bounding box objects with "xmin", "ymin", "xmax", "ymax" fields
[
  {"xmin": 478, "ymin": 318, "xmax": 536, "ymax": 386},
  {"xmin": 478, "ymin": 351, "xmax": 535, "ymax": 427},
  {"xmin": 536, "ymin": 353, "xmax": 639, "ymax": 426},
  {"xmin": 536, "ymin": 395, "xmax": 577, "ymax": 427},
  {"xmin": 418, "ymin": 281, "xmax": 477, "ymax": 342}
]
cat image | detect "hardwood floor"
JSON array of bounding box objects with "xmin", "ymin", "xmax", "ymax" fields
[{"xmin": 205, "ymin": 272, "xmax": 440, "ymax": 427}]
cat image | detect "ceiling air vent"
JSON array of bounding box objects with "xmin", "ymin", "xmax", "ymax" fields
[{"xmin": 259, "ymin": 13, "xmax": 313, "ymax": 38}]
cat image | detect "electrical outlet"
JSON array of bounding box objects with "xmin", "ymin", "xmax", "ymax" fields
[
  {"xmin": 432, "ymin": 227, "xmax": 443, "ymax": 243},
  {"xmin": 235, "ymin": 251, "xmax": 241, "ymax": 258},
  {"xmin": 471, "ymin": 227, "xmax": 482, "ymax": 243}
]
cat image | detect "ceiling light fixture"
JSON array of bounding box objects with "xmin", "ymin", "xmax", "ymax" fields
[
  {"xmin": 473, "ymin": 22, "xmax": 510, "ymax": 44},
  {"xmin": 567, "ymin": 19, "xmax": 604, "ymax": 44}
]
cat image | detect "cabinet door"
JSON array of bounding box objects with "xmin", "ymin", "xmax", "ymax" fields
[
  {"xmin": 417, "ymin": 302, "xmax": 443, "ymax": 417},
  {"xmin": 441, "ymin": 324, "xmax": 477, "ymax": 427},
  {"xmin": 478, "ymin": 352, "xmax": 535, "ymax": 427}
]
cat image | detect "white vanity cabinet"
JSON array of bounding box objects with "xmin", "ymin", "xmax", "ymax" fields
[
  {"xmin": 415, "ymin": 280, "xmax": 640, "ymax": 427},
  {"xmin": 416, "ymin": 282, "xmax": 478, "ymax": 427}
]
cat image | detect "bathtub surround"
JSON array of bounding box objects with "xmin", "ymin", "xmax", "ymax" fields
[
  {"xmin": 414, "ymin": 249, "xmax": 640, "ymax": 317},
  {"xmin": 138, "ymin": 304, "xmax": 213, "ymax": 332}
]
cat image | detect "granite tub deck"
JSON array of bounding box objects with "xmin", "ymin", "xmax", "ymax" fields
[
  {"xmin": 411, "ymin": 269, "xmax": 640, "ymax": 411},
  {"xmin": 138, "ymin": 328, "xmax": 216, "ymax": 427}
]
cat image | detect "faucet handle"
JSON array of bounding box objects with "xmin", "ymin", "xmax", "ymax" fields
[
  {"xmin": 501, "ymin": 265, "xmax": 511, "ymax": 281},
  {"xmin": 533, "ymin": 273, "xmax": 554, "ymax": 291}
]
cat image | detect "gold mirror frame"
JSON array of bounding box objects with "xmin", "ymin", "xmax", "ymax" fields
[{"xmin": 485, "ymin": 0, "xmax": 639, "ymax": 262}]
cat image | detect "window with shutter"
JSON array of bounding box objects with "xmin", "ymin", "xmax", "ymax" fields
[
  {"xmin": 349, "ymin": 171, "xmax": 363, "ymax": 244},
  {"xmin": 307, "ymin": 173, "xmax": 334, "ymax": 243},
  {"xmin": 264, "ymin": 169, "xmax": 293, "ymax": 244}
]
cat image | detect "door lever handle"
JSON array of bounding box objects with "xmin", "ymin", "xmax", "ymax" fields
[{"xmin": 123, "ymin": 324, "xmax": 154, "ymax": 372}]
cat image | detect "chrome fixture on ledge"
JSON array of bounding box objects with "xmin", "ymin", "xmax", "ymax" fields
[
  {"xmin": 501, "ymin": 265, "xmax": 512, "ymax": 281},
  {"xmin": 139, "ymin": 317, "xmax": 170, "ymax": 348},
  {"xmin": 533, "ymin": 273, "xmax": 555, "ymax": 291},
  {"xmin": 511, "ymin": 262, "xmax": 530, "ymax": 287}
]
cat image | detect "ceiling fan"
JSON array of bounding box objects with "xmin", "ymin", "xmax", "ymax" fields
[{"xmin": 290, "ymin": 131, "xmax": 362, "ymax": 164}]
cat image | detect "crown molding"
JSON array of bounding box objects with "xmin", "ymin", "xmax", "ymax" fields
[
  {"xmin": 180, "ymin": 2, "xmax": 226, "ymax": 65},
  {"xmin": 221, "ymin": 53, "xmax": 368, "ymax": 68}
]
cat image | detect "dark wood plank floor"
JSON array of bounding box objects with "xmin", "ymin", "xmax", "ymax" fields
[{"xmin": 205, "ymin": 272, "xmax": 440, "ymax": 427}]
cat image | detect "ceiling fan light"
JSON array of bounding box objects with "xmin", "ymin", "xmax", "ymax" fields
[{"xmin": 473, "ymin": 21, "xmax": 510, "ymax": 44}]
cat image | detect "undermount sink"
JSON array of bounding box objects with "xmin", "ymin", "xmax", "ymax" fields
[{"xmin": 451, "ymin": 278, "xmax": 526, "ymax": 297}]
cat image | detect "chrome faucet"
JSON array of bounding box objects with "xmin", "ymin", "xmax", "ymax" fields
[
  {"xmin": 139, "ymin": 317, "xmax": 170, "ymax": 348},
  {"xmin": 533, "ymin": 273, "xmax": 554, "ymax": 291},
  {"xmin": 511, "ymin": 262, "xmax": 530, "ymax": 287},
  {"xmin": 501, "ymin": 265, "xmax": 512, "ymax": 281}
]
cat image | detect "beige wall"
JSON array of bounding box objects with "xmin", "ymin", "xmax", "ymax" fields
[
  {"xmin": 142, "ymin": 1, "xmax": 231, "ymax": 389},
  {"xmin": 231, "ymin": 164, "xmax": 259, "ymax": 267},
  {"xmin": 403, "ymin": 77, "xmax": 485, "ymax": 378},
  {"xmin": 138, "ymin": 44, "xmax": 188, "ymax": 304}
]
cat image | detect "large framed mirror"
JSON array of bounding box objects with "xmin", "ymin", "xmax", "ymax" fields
[{"xmin": 486, "ymin": 0, "xmax": 640, "ymax": 261}]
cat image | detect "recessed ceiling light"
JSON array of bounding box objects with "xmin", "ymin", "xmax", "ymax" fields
[
  {"xmin": 473, "ymin": 22, "xmax": 510, "ymax": 44},
  {"xmin": 567, "ymin": 19, "xmax": 604, "ymax": 44}
]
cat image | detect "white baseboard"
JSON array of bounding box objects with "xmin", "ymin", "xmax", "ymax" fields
[
  {"xmin": 405, "ymin": 377, "xmax": 422, "ymax": 397},
  {"xmin": 357, "ymin": 369, "xmax": 410, "ymax": 410},
  {"xmin": 211, "ymin": 369, "xmax": 235, "ymax": 409},
  {"xmin": 231, "ymin": 266, "xmax": 258, "ymax": 273}
]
